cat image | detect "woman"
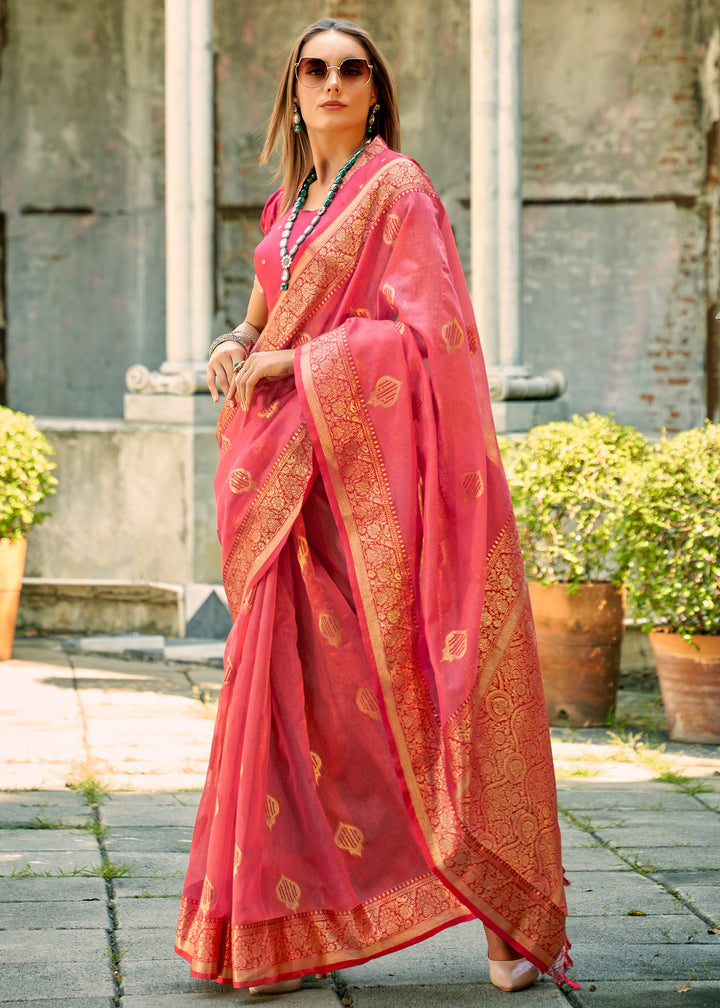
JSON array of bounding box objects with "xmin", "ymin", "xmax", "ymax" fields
[{"xmin": 176, "ymin": 18, "xmax": 572, "ymax": 996}]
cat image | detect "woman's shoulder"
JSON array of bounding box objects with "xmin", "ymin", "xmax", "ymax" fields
[
  {"xmin": 371, "ymin": 145, "xmax": 439, "ymax": 206},
  {"xmin": 260, "ymin": 188, "xmax": 285, "ymax": 234}
]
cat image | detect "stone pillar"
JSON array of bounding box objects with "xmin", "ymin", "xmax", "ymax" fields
[
  {"xmin": 119, "ymin": 0, "xmax": 231, "ymax": 638},
  {"xmin": 126, "ymin": 0, "xmax": 214, "ymax": 395},
  {"xmin": 470, "ymin": 0, "xmax": 565, "ymax": 430}
]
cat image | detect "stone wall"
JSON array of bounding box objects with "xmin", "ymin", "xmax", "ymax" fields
[{"xmin": 522, "ymin": 0, "xmax": 719, "ymax": 432}]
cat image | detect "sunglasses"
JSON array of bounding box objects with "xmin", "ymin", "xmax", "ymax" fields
[{"xmin": 295, "ymin": 57, "xmax": 374, "ymax": 90}]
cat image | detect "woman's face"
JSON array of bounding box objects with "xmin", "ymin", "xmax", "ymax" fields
[{"xmin": 294, "ymin": 30, "xmax": 378, "ymax": 142}]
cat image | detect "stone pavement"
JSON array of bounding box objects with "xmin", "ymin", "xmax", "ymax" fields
[{"xmin": 1, "ymin": 636, "xmax": 719, "ymax": 1008}]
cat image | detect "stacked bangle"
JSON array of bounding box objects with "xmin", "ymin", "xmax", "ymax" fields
[{"xmin": 208, "ymin": 331, "xmax": 252, "ymax": 358}]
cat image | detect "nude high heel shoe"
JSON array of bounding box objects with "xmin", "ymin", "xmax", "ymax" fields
[
  {"xmin": 248, "ymin": 978, "xmax": 302, "ymax": 995},
  {"xmin": 487, "ymin": 956, "xmax": 540, "ymax": 991}
]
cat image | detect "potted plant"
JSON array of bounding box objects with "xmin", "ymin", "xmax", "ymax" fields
[
  {"xmin": 0, "ymin": 407, "xmax": 57, "ymax": 660},
  {"xmin": 500, "ymin": 414, "xmax": 648, "ymax": 727},
  {"xmin": 620, "ymin": 422, "xmax": 720, "ymax": 743}
]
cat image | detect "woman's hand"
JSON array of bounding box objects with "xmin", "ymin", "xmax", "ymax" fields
[
  {"xmin": 232, "ymin": 350, "xmax": 295, "ymax": 411},
  {"xmin": 207, "ymin": 342, "xmax": 248, "ymax": 403}
]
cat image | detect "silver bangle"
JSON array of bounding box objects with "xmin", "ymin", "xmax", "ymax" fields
[
  {"xmin": 208, "ymin": 333, "xmax": 250, "ymax": 358},
  {"xmin": 232, "ymin": 327, "xmax": 258, "ymax": 345}
]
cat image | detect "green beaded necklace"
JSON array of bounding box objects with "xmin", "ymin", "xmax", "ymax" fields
[{"xmin": 279, "ymin": 144, "xmax": 366, "ymax": 290}]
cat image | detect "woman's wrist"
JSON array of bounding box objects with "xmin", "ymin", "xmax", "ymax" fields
[{"xmin": 208, "ymin": 333, "xmax": 251, "ymax": 358}]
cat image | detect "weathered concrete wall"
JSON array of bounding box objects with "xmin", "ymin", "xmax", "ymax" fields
[
  {"xmin": 0, "ymin": 0, "xmax": 166, "ymax": 419},
  {"xmin": 24, "ymin": 409, "xmax": 220, "ymax": 585},
  {"xmin": 522, "ymin": 0, "xmax": 718, "ymax": 432}
]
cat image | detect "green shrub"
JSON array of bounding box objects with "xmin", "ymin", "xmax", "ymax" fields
[
  {"xmin": 0, "ymin": 407, "xmax": 57, "ymax": 540},
  {"xmin": 501, "ymin": 413, "xmax": 648, "ymax": 586},
  {"xmin": 619, "ymin": 422, "xmax": 720, "ymax": 640}
]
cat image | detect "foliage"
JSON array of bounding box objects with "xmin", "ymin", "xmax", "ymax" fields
[
  {"xmin": 619, "ymin": 422, "xmax": 720, "ymax": 640},
  {"xmin": 0, "ymin": 407, "xmax": 57, "ymax": 540},
  {"xmin": 500, "ymin": 413, "xmax": 648, "ymax": 586}
]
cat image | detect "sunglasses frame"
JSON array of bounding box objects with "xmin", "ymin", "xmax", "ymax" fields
[{"xmin": 294, "ymin": 56, "xmax": 374, "ymax": 89}]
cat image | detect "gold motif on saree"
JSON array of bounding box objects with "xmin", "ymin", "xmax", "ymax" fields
[
  {"xmin": 265, "ymin": 794, "xmax": 280, "ymax": 830},
  {"xmin": 200, "ymin": 876, "xmax": 216, "ymax": 914},
  {"xmin": 310, "ymin": 750, "xmax": 322, "ymax": 783},
  {"xmin": 223, "ymin": 656, "xmax": 234, "ymax": 684},
  {"xmin": 441, "ymin": 629, "xmax": 468, "ymax": 662},
  {"xmin": 229, "ymin": 468, "xmax": 258, "ymax": 494},
  {"xmin": 258, "ymin": 399, "xmax": 280, "ymax": 419},
  {"xmin": 319, "ymin": 612, "xmax": 342, "ymax": 647},
  {"xmin": 383, "ymin": 213, "xmax": 402, "ymax": 245},
  {"xmin": 381, "ymin": 283, "xmax": 396, "ymax": 310},
  {"xmin": 461, "ymin": 470, "xmax": 485, "ymax": 499},
  {"xmin": 441, "ymin": 318, "xmax": 465, "ymax": 353},
  {"xmin": 335, "ymin": 822, "xmax": 365, "ymax": 857},
  {"xmin": 276, "ymin": 874, "xmax": 301, "ymax": 911},
  {"xmin": 467, "ymin": 324, "xmax": 480, "ymax": 354},
  {"xmin": 356, "ymin": 685, "xmax": 382, "ymax": 720},
  {"xmin": 233, "ymin": 845, "xmax": 243, "ymax": 876},
  {"xmin": 220, "ymin": 435, "xmax": 231, "ymax": 456},
  {"xmin": 352, "ymin": 307, "xmax": 371, "ymax": 318},
  {"xmin": 241, "ymin": 585, "xmax": 257, "ymax": 614},
  {"xmin": 369, "ymin": 376, "xmax": 402, "ymax": 408},
  {"xmin": 296, "ymin": 534, "xmax": 310, "ymax": 570}
]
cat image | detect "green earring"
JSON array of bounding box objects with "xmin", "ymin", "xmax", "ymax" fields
[
  {"xmin": 293, "ymin": 104, "xmax": 302, "ymax": 134},
  {"xmin": 367, "ymin": 103, "xmax": 380, "ymax": 135}
]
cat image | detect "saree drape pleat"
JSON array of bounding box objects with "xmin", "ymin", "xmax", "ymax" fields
[{"xmin": 176, "ymin": 138, "xmax": 567, "ymax": 988}]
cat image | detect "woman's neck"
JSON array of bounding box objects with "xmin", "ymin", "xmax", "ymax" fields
[{"xmin": 307, "ymin": 131, "xmax": 367, "ymax": 189}]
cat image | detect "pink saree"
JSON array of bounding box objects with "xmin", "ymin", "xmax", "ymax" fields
[{"xmin": 175, "ymin": 138, "xmax": 568, "ymax": 988}]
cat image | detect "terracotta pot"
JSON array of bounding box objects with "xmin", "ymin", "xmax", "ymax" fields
[
  {"xmin": 529, "ymin": 581, "xmax": 624, "ymax": 727},
  {"xmin": 0, "ymin": 538, "xmax": 28, "ymax": 661},
  {"xmin": 649, "ymin": 631, "xmax": 720, "ymax": 744}
]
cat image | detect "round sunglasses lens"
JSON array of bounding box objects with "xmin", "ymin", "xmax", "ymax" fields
[
  {"xmin": 297, "ymin": 58, "xmax": 327, "ymax": 86},
  {"xmin": 338, "ymin": 59, "xmax": 370, "ymax": 85}
]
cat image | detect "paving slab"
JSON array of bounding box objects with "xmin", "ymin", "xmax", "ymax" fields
[
  {"xmin": 122, "ymin": 989, "xmax": 339, "ymax": 1006},
  {"xmin": 0, "ymin": 961, "xmax": 115, "ymax": 1002},
  {"xmin": 113, "ymin": 878, "xmax": 184, "ymax": 899},
  {"xmin": 0, "ymin": 850, "xmax": 108, "ymax": 876},
  {"xmin": 1, "ymin": 1001, "xmax": 114, "ymax": 1008},
  {"xmin": 562, "ymin": 980, "xmax": 720, "ymax": 1007},
  {"xmin": 106, "ymin": 852, "xmax": 189, "ymax": 878},
  {"xmin": 116, "ymin": 901, "xmax": 180, "ymax": 929},
  {"xmin": 0, "ymin": 875, "xmax": 104, "ymax": 902},
  {"xmin": 340, "ymin": 920, "xmax": 488, "ymax": 987},
  {"xmin": 0, "ymin": 790, "xmax": 92, "ymax": 827},
  {"xmin": 120, "ymin": 956, "xmax": 335, "ymax": 1000},
  {"xmin": 562, "ymin": 941, "xmax": 720, "ymax": 981},
  {"xmin": 105, "ymin": 825, "xmax": 193, "ymax": 854},
  {"xmin": 99, "ymin": 793, "xmax": 200, "ymax": 828},
  {"xmin": 347, "ymin": 980, "xmax": 560, "ymax": 1006},
  {"xmin": 0, "ymin": 897, "xmax": 108, "ymax": 929},
  {"xmin": 557, "ymin": 783, "xmax": 711, "ymax": 811},
  {"xmin": 0, "ymin": 927, "xmax": 109, "ymax": 963}
]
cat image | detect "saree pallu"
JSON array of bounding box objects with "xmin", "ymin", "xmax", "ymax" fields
[{"xmin": 176, "ymin": 138, "xmax": 568, "ymax": 987}]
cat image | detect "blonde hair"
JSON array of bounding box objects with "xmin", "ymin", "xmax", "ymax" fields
[{"xmin": 260, "ymin": 19, "xmax": 401, "ymax": 212}]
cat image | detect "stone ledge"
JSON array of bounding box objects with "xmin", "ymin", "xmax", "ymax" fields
[{"xmin": 17, "ymin": 579, "xmax": 186, "ymax": 637}]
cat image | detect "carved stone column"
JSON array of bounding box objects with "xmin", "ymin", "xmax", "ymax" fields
[
  {"xmin": 470, "ymin": 0, "xmax": 566, "ymax": 430},
  {"xmin": 125, "ymin": 0, "xmax": 213, "ymax": 395}
]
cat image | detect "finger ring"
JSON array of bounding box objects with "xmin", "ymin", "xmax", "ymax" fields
[{"xmin": 233, "ymin": 361, "xmax": 244, "ymax": 373}]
